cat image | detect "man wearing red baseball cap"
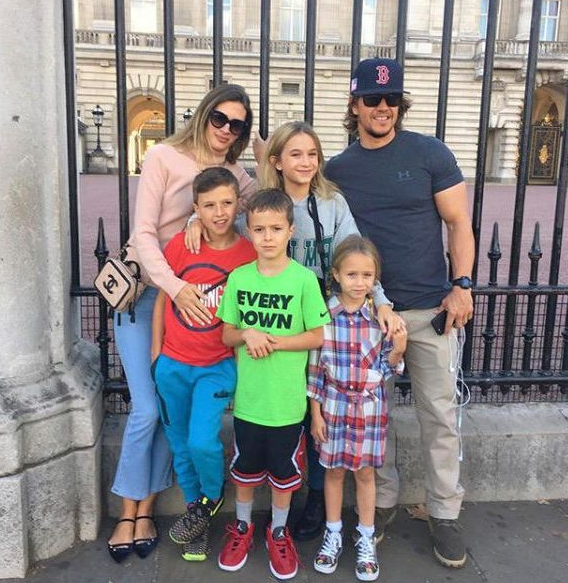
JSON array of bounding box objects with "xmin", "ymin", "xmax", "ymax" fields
[{"xmin": 324, "ymin": 57, "xmax": 475, "ymax": 569}]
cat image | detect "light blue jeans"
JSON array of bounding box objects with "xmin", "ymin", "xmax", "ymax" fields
[{"xmin": 111, "ymin": 287, "xmax": 173, "ymax": 500}]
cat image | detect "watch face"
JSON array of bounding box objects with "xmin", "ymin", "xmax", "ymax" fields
[{"xmin": 453, "ymin": 276, "xmax": 472, "ymax": 289}]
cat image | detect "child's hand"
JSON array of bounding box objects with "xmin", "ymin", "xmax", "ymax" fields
[
  {"xmin": 392, "ymin": 327, "xmax": 407, "ymax": 353},
  {"xmin": 311, "ymin": 413, "xmax": 327, "ymax": 443},
  {"xmin": 184, "ymin": 217, "xmax": 210, "ymax": 253},
  {"xmin": 389, "ymin": 327, "xmax": 408, "ymax": 366},
  {"xmin": 242, "ymin": 328, "xmax": 275, "ymax": 359},
  {"xmin": 376, "ymin": 305, "xmax": 406, "ymax": 342}
]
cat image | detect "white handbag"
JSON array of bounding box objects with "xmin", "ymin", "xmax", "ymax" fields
[{"xmin": 94, "ymin": 244, "xmax": 147, "ymax": 315}]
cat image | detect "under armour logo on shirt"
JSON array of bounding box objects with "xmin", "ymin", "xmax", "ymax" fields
[{"xmin": 397, "ymin": 170, "xmax": 412, "ymax": 181}]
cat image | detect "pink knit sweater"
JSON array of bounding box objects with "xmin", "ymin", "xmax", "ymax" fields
[{"xmin": 131, "ymin": 143, "xmax": 256, "ymax": 300}]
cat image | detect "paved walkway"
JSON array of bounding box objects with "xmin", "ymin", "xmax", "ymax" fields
[
  {"xmin": 8, "ymin": 499, "xmax": 567, "ymax": 583},
  {"xmin": 79, "ymin": 176, "xmax": 568, "ymax": 287}
]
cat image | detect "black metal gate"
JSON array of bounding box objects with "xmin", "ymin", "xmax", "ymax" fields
[{"xmin": 63, "ymin": 0, "xmax": 568, "ymax": 408}]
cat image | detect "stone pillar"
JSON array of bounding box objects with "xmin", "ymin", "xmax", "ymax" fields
[
  {"xmin": 458, "ymin": 0, "xmax": 483, "ymax": 39},
  {"xmin": 0, "ymin": 0, "xmax": 103, "ymax": 578},
  {"xmin": 454, "ymin": 0, "xmax": 482, "ymax": 58},
  {"xmin": 407, "ymin": 0, "xmax": 430, "ymax": 36},
  {"xmin": 241, "ymin": 0, "xmax": 261, "ymax": 38},
  {"xmin": 406, "ymin": 0, "xmax": 434, "ymax": 55},
  {"xmin": 516, "ymin": 0, "xmax": 533, "ymax": 40}
]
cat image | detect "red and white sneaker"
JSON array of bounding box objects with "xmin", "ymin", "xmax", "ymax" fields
[
  {"xmin": 218, "ymin": 520, "xmax": 255, "ymax": 572},
  {"xmin": 266, "ymin": 524, "xmax": 300, "ymax": 580}
]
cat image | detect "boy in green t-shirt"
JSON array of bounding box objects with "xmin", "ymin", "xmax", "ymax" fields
[{"xmin": 216, "ymin": 188, "xmax": 330, "ymax": 579}]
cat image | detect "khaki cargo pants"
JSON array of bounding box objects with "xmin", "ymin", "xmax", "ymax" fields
[{"xmin": 376, "ymin": 308, "xmax": 465, "ymax": 519}]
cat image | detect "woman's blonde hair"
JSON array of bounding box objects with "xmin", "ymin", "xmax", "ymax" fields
[
  {"xmin": 332, "ymin": 234, "xmax": 381, "ymax": 282},
  {"xmin": 164, "ymin": 84, "xmax": 252, "ymax": 165},
  {"xmin": 258, "ymin": 121, "xmax": 337, "ymax": 200}
]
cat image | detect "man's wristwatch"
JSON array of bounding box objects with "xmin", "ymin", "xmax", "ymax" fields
[{"xmin": 452, "ymin": 276, "xmax": 473, "ymax": 290}]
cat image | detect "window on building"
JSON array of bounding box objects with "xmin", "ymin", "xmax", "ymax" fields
[
  {"xmin": 540, "ymin": 1, "xmax": 560, "ymax": 41},
  {"xmin": 361, "ymin": 0, "xmax": 377, "ymax": 44},
  {"xmin": 94, "ymin": 0, "xmax": 114, "ymax": 21},
  {"xmin": 281, "ymin": 81, "xmax": 300, "ymax": 95},
  {"xmin": 206, "ymin": 0, "xmax": 232, "ymax": 36},
  {"xmin": 479, "ymin": 0, "xmax": 489, "ymax": 38},
  {"xmin": 280, "ymin": 0, "xmax": 305, "ymax": 41},
  {"xmin": 131, "ymin": 0, "xmax": 157, "ymax": 33}
]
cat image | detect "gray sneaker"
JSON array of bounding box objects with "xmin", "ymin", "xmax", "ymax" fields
[
  {"xmin": 181, "ymin": 527, "xmax": 209, "ymax": 562},
  {"xmin": 428, "ymin": 517, "xmax": 467, "ymax": 568},
  {"xmin": 375, "ymin": 506, "xmax": 397, "ymax": 543},
  {"xmin": 169, "ymin": 494, "xmax": 224, "ymax": 544}
]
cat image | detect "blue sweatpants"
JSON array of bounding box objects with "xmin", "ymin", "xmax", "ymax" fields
[{"xmin": 153, "ymin": 354, "xmax": 236, "ymax": 503}]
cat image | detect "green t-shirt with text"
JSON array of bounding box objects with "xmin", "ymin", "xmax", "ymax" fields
[{"xmin": 217, "ymin": 259, "xmax": 330, "ymax": 426}]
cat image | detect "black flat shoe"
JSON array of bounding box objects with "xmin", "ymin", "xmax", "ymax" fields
[
  {"xmin": 108, "ymin": 518, "xmax": 135, "ymax": 563},
  {"xmin": 134, "ymin": 515, "xmax": 159, "ymax": 559}
]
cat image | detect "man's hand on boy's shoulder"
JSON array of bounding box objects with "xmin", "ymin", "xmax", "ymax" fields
[{"xmin": 242, "ymin": 328, "xmax": 276, "ymax": 359}]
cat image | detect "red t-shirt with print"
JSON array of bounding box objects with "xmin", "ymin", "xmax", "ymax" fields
[{"xmin": 162, "ymin": 232, "xmax": 256, "ymax": 366}]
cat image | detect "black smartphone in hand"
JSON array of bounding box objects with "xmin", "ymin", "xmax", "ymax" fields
[{"xmin": 430, "ymin": 310, "xmax": 448, "ymax": 335}]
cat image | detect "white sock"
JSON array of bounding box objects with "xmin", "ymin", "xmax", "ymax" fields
[
  {"xmin": 271, "ymin": 504, "xmax": 290, "ymax": 531},
  {"xmin": 326, "ymin": 520, "xmax": 343, "ymax": 533},
  {"xmin": 236, "ymin": 500, "xmax": 253, "ymax": 525},
  {"xmin": 356, "ymin": 523, "xmax": 375, "ymax": 539}
]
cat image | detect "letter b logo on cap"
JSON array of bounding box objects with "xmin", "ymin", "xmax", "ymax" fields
[
  {"xmin": 376, "ymin": 65, "xmax": 390, "ymax": 85},
  {"xmin": 350, "ymin": 58, "xmax": 404, "ymax": 96}
]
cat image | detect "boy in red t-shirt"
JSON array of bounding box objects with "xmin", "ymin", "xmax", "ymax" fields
[{"xmin": 151, "ymin": 167, "xmax": 256, "ymax": 561}]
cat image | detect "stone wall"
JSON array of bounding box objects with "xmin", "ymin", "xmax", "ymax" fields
[
  {"xmin": 0, "ymin": 0, "xmax": 103, "ymax": 578},
  {"xmin": 102, "ymin": 403, "xmax": 568, "ymax": 517}
]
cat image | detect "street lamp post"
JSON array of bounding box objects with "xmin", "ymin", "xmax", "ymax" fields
[
  {"xmin": 91, "ymin": 104, "xmax": 104, "ymax": 153},
  {"xmin": 183, "ymin": 107, "xmax": 193, "ymax": 125}
]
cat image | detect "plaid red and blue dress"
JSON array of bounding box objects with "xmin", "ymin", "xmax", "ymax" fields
[{"xmin": 307, "ymin": 295, "xmax": 404, "ymax": 471}]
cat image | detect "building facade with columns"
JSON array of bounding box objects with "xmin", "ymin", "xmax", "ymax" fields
[{"xmin": 74, "ymin": 0, "xmax": 568, "ymax": 183}]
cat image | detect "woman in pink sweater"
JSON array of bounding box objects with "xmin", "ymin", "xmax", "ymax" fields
[{"xmin": 108, "ymin": 84, "xmax": 255, "ymax": 563}]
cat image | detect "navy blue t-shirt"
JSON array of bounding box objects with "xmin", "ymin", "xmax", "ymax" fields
[{"xmin": 325, "ymin": 131, "xmax": 463, "ymax": 311}]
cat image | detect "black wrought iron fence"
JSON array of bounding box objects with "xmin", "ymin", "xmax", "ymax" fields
[
  {"xmin": 65, "ymin": 0, "xmax": 568, "ymax": 411},
  {"xmin": 89, "ymin": 214, "xmax": 568, "ymax": 411}
]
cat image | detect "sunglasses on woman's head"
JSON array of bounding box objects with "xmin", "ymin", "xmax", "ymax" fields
[
  {"xmin": 208, "ymin": 110, "xmax": 247, "ymax": 136},
  {"xmin": 361, "ymin": 93, "xmax": 403, "ymax": 108}
]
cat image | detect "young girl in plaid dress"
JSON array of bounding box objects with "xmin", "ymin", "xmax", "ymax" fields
[{"xmin": 308, "ymin": 235, "xmax": 407, "ymax": 581}]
